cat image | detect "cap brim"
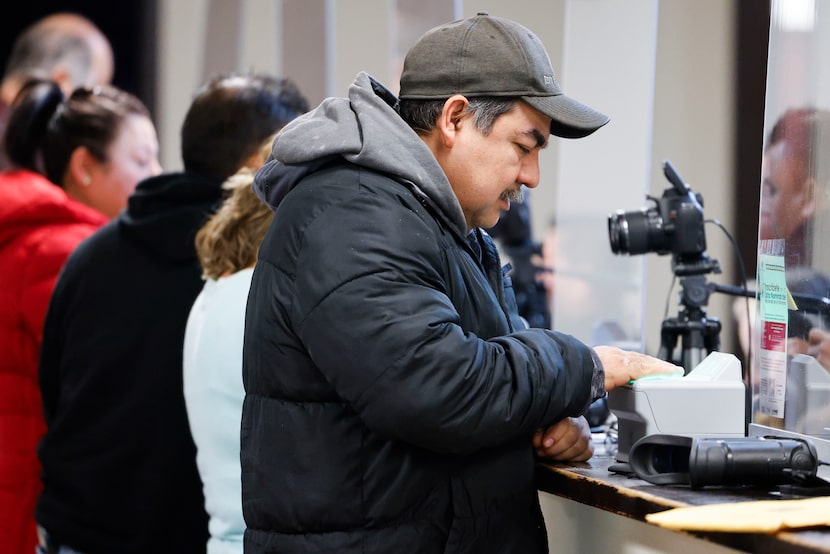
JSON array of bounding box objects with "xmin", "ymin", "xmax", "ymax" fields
[{"xmin": 523, "ymin": 95, "xmax": 610, "ymax": 139}]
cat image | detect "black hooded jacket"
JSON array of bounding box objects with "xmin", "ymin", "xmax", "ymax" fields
[
  {"xmin": 242, "ymin": 73, "xmax": 602, "ymax": 553},
  {"xmin": 36, "ymin": 172, "xmax": 224, "ymax": 553}
]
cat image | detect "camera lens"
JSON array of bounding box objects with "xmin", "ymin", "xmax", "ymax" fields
[
  {"xmin": 688, "ymin": 437, "xmax": 819, "ymax": 489},
  {"xmin": 608, "ymin": 209, "xmax": 664, "ymax": 255},
  {"xmin": 607, "ymin": 212, "xmax": 627, "ymax": 254}
]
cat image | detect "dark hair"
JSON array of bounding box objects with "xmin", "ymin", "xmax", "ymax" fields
[
  {"xmin": 5, "ymin": 78, "xmax": 151, "ymax": 186},
  {"xmin": 398, "ymin": 96, "xmax": 517, "ymax": 136},
  {"xmin": 766, "ymin": 107, "xmax": 830, "ymax": 184},
  {"xmin": 180, "ymin": 73, "xmax": 309, "ymax": 179}
]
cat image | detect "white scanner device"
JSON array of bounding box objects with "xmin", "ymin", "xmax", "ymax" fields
[{"xmin": 607, "ymin": 351, "xmax": 746, "ymax": 462}]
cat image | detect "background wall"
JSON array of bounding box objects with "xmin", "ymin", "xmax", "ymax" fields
[
  {"xmin": 153, "ymin": 0, "xmax": 749, "ymax": 360},
  {"xmin": 646, "ymin": 0, "xmax": 737, "ymax": 360}
]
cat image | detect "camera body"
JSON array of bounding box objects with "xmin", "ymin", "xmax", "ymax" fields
[
  {"xmin": 607, "ymin": 161, "xmax": 719, "ymax": 279},
  {"xmin": 608, "ymin": 187, "xmax": 706, "ymax": 261}
]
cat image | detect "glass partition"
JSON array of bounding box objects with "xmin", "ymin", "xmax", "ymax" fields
[{"xmin": 750, "ymin": 0, "xmax": 830, "ymax": 475}]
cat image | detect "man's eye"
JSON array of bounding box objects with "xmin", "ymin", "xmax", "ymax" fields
[{"xmin": 517, "ymin": 144, "xmax": 531, "ymax": 154}]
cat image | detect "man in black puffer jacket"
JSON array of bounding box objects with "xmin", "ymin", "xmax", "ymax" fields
[{"xmin": 243, "ymin": 13, "xmax": 679, "ymax": 554}]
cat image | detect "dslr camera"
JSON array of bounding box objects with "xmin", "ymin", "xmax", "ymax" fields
[{"xmin": 607, "ymin": 161, "xmax": 717, "ymax": 276}]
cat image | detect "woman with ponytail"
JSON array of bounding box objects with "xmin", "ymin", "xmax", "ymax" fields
[{"xmin": 0, "ymin": 78, "xmax": 160, "ymax": 554}]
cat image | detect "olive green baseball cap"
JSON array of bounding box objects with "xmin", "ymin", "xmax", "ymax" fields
[{"xmin": 399, "ymin": 13, "xmax": 610, "ymax": 139}]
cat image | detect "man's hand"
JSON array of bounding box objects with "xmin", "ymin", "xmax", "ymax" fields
[
  {"xmin": 533, "ymin": 416, "xmax": 593, "ymax": 462},
  {"xmin": 594, "ymin": 345, "xmax": 682, "ymax": 391}
]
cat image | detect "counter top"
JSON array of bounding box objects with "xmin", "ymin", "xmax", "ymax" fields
[{"xmin": 535, "ymin": 434, "xmax": 830, "ymax": 554}]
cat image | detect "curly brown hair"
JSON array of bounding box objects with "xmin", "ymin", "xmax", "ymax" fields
[{"xmin": 195, "ymin": 137, "xmax": 276, "ymax": 279}]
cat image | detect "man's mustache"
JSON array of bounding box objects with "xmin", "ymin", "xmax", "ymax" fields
[{"xmin": 502, "ymin": 188, "xmax": 524, "ymax": 203}]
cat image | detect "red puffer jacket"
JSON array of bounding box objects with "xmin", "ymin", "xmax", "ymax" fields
[{"xmin": 0, "ymin": 170, "xmax": 107, "ymax": 554}]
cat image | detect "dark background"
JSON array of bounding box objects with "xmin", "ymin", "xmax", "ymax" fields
[{"xmin": 0, "ymin": 1, "xmax": 157, "ymax": 111}]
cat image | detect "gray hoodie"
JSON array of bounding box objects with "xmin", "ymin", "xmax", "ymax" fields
[{"xmin": 252, "ymin": 71, "xmax": 467, "ymax": 235}]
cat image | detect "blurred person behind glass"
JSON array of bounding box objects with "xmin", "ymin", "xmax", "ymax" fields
[
  {"xmin": 759, "ymin": 107, "xmax": 830, "ymax": 272},
  {"xmin": 737, "ymin": 108, "xmax": 830, "ymax": 358},
  {"xmin": 0, "ymin": 77, "xmax": 159, "ymax": 554}
]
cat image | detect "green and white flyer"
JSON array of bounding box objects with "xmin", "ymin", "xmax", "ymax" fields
[{"xmin": 757, "ymin": 247, "xmax": 791, "ymax": 418}]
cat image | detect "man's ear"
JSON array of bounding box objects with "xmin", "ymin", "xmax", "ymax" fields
[{"xmin": 436, "ymin": 95, "xmax": 470, "ymax": 147}]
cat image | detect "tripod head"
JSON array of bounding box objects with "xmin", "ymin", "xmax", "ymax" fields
[{"xmin": 658, "ymin": 274, "xmax": 722, "ymax": 372}]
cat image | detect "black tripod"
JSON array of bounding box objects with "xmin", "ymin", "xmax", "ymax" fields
[{"xmin": 657, "ymin": 258, "xmax": 722, "ymax": 373}]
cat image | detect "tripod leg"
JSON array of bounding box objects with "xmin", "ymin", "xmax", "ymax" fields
[
  {"xmin": 658, "ymin": 319, "xmax": 679, "ymax": 364},
  {"xmin": 681, "ymin": 346, "xmax": 705, "ymax": 373},
  {"xmin": 704, "ymin": 318, "xmax": 722, "ymax": 353},
  {"xmin": 680, "ymin": 320, "xmax": 707, "ymax": 371}
]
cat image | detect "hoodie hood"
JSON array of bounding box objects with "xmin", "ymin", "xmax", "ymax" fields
[
  {"xmin": 119, "ymin": 171, "xmax": 224, "ymax": 263},
  {"xmin": 253, "ymin": 72, "xmax": 466, "ymax": 234}
]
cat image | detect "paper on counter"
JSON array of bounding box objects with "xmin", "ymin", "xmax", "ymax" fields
[{"xmin": 645, "ymin": 496, "xmax": 830, "ymax": 533}]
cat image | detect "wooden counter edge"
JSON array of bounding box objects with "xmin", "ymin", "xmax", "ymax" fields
[{"xmin": 535, "ymin": 461, "xmax": 830, "ymax": 554}]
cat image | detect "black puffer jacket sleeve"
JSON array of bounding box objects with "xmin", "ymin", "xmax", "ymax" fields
[{"xmin": 290, "ymin": 168, "xmax": 596, "ymax": 455}]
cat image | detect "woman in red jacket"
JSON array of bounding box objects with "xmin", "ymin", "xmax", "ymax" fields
[{"xmin": 0, "ymin": 79, "xmax": 161, "ymax": 554}]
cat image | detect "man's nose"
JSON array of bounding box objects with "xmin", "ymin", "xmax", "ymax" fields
[{"xmin": 519, "ymin": 154, "xmax": 541, "ymax": 189}]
